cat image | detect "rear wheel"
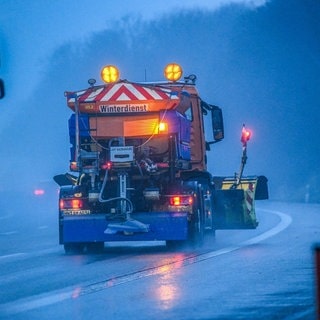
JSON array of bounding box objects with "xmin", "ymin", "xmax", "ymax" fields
[
  {"xmin": 194, "ymin": 207, "xmax": 205, "ymax": 246},
  {"xmin": 64, "ymin": 243, "xmax": 85, "ymax": 254},
  {"xmin": 189, "ymin": 185, "xmax": 205, "ymax": 247},
  {"xmin": 166, "ymin": 240, "xmax": 185, "ymax": 250},
  {"xmin": 87, "ymin": 242, "xmax": 105, "ymax": 254}
]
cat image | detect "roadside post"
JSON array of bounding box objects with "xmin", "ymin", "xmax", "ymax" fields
[
  {"xmin": 315, "ymin": 245, "xmax": 320, "ymax": 319},
  {"xmin": 0, "ymin": 79, "xmax": 4, "ymax": 99}
]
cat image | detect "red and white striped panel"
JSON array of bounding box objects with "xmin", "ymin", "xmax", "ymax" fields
[
  {"xmin": 245, "ymin": 183, "xmax": 254, "ymax": 216},
  {"xmin": 75, "ymin": 82, "xmax": 178, "ymax": 103}
]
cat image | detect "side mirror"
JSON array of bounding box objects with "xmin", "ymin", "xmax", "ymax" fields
[
  {"xmin": 0, "ymin": 79, "xmax": 4, "ymax": 99},
  {"xmin": 211, "ymin": 106, "xmax": 224, "ymax": 142}
]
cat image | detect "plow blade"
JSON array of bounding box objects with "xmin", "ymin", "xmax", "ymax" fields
[{"xmin": 213, "ymin": 175, "xmax": 268, "ymax": 230}]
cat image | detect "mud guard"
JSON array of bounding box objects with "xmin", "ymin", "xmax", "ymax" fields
[
  {"xmin": 255, "ymin": 175, "xmax": 269, "ymax": 200},
  {"xmin": 53, "ymin": 173, "xmax": 78, "ymax": 186},
  {"xmin": 213, "ymin": 176, "xmax": 268, "ymax": 229}
]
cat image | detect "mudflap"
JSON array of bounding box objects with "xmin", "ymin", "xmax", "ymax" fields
[
  {"xmin": 213, "ymin": 175, "xmax": 267, "ymax": 229},
  {"xmin": 60, "ymin": 212, "xmax": 189, "ymax": 244},
  {"xmin": 53, "ymin": 173, "xmax": 77, "ymax": 186},
  {"xmin": 255, "ymin": 175, "xmax": 269, "ymax": 200}
]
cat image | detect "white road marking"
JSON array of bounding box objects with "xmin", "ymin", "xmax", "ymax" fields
[
  {"xmin": 38, "ymin": 225, "xmax": 49, "ymax": 230},
  {"xmin": 0, "ymin": 209, "xmax": 292, "ymax": 315},
  {"xmin": 0, "ymin": 231, "xmax": 18, "ymax": 236},
  {"xmin": 0, "ymin": 253, "xmax": 26, "ymax": 261},
  {"xmin": 242, "ymin": 209, "xmax": 292, "ymax": 246},
  {"xmin": 0, "ymin": 248, "xmax": 61, "ymax": 264}
]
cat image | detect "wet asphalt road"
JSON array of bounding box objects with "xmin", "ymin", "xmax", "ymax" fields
[{"xmin": 0, "ymin": 200, "xmax": 318, "ymax": 319}]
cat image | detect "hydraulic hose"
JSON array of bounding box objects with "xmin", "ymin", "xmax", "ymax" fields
[{"xmin": 98, "ymin": 169, "xmax": 134, "ymax": 216}]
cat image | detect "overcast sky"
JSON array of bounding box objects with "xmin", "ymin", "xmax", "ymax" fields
[
  {"xmin": 0, "ymin": 0, "xmax": 267, "ymax": 100},
  {"xmin": 0, "ymin": 0, "xmax": 268, "ymax": 174}
]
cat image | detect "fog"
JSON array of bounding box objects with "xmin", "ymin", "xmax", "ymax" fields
[{"xmin": 1, "ymin": 0, "xmax": 319, "ymax": 202}]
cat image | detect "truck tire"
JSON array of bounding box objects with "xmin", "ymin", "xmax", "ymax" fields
[
  {"xmin": 189, "ymin": 185, "xmax": 205, "ymax": 247},
  {"xmin": 64, "ymin": 243, "xmax": 85, "ymax": 254},
  {"xmin": 194, "ymin": 207, "xmax": 205, "ymax": 246},
  {"xmin": 87, "ymin": 242, "xmax": 105, "ymax": 253},
  {"xmin": 166, "ymin": 240, "xmax": 184, "ymax": 250}
]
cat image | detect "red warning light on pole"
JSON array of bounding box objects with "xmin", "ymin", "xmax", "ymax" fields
[{"xmin": 241, "ymin": 125, "xmax": 251, "ymax": 146}]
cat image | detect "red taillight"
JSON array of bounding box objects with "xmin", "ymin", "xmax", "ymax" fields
[
  {"xmin": 171, "ymin": 196, "xmax": 181, "ymax": 206},
  {"xmin": 169, "ymin": 195, "xmax": 193, "ymax": 206},
  {"xmin": 72, "ymin": 199, "xmax": 82, "ymax": 209},
  {"xmin": 101, "ymin": 161, "xmax": 112, "ymax": 170},
  {"xmin": 34, "ymin": 189, "xmax": 45, "ymax": 196},
  {"xmin": 60, "ymin": 199, "xmax": 83, "ymax": 210}
]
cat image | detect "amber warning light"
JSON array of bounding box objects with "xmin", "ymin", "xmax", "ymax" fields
[
  {"xmin": 158, "ymin": 122, "xmax": 168, "ymax": 133},
  {"xmin": 99, "ymin": 63, "xmax": 184, "ymax": 83},
  {"xmin": 164, "ymin": 63, "xmax": 183, "ymax": 82},
  {"xmin": 101, "ymin": 65, "xmax": 120, "ymax": 83}
]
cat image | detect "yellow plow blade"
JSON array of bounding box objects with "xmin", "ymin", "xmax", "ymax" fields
[{"xmin": 213, "ymin": 176, "xmax": 268, "ymax": 230}]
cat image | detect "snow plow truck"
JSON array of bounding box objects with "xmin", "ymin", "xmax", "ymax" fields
[{"xmin": 54, "ymin": 63, "xmax": 268, "ymax": 254}]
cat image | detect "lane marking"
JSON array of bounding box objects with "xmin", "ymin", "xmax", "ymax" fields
[
  {"xmin": 0, "ymin": 231, "xmax": 19, "ymax": 236},
  {"xmin": 0, "ymin": 248, "xmax": 61, "ymax": 264},
  {"xmin": 38, "ymin": 225, "xmax": 49, "ymax": 230},
  {"xmin": 0, "ymin": 209, "xmax": 292, "ymax": 315},
  {"xmin": 0, "ymin": 253, "xmax": 27, "ymax": 261},
  {"xmin": 242, "ymin": 209, "xmax": 292, "ymax": 246}
]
